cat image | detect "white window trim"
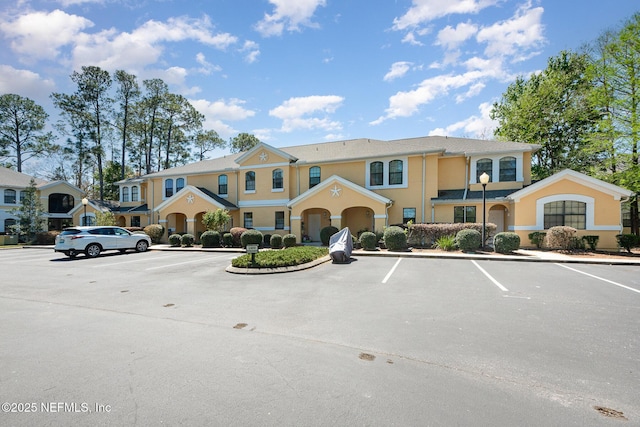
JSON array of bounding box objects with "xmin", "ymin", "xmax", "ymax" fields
[
  {"xmin": 162, "ymin": 177, "xmax": 187, "ymax": 200},
  {"xmin": 365, "ymin": 157, "xmax": 408, "ymax": 189},
  {"xmin": 470, "ymin": 154, "xmax": 523, "ymax": 184},
  {"xmin": 3, "ymin": 188, "xmax": 18, "ymax": 205}
]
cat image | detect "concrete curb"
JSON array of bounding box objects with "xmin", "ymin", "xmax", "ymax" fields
[{"xmin": 225, "ymin": 255, "xmax": 332, "ymax": 274}]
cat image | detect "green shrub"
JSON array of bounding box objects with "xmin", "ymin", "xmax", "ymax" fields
[
  {"xmin": 232, "ymin": 246, "xmax": 328, "ymax": 268},
  {"xmin": 180, "ymin": 233, "xmax": 195, "ymax": 247},
  {"xmin": 384, "ymin": 226, "xmax": 407, "ymax": 251},
  {"xmin": 456, "ymin": 229, "xmax": 481, "ymax": 252},
  {"xmin": 241, "ymin": 229, "xmax": 263, "ymax": 248},
  {"xmin": 528, "ymin": 231, "xmax": 546, "ymax": 249},
  {"xmin": 229, "ymin": 227, "xmax": 248, "ymax": 247},
  {"xmin": 407, "ymin": 222, "xmax": 497, "ymax": 247},
  {"xmin": 263, "ymin": 234, "xmax": 272, "ymax": 247},
  {"xmin": 270, "ymin": 234, "xmax": 283, "ymax": 249},
  {"xmin": 35, "ymin": 231, "xmax": 60, "ymax": 245},
  {"xmin": 223, "ymin": 232, "xmax": 234, "ymax": 247},
  {"xmin": 320, "ymin": 226, "xmax": 339, "ymax": 246},
  {"xmin": 201, "ymin": 230, "xmax": 221, "ymax": 248},
  {"xmin": 168, "ymin": 234, "xmax": 181, "ymax": 247},
  {"xmin": 493, "ymin": 232, "xmax": 520, "ymax": 254},
  {"xmin": 144, "ymin": 224, "xmax": 165, "ymax": 243},
  {"xmin": 582, "ymin": 235, "xmax": 599, "ymax": 251},
  {"xmin": 283, "ymin": 234, "xmax": 297, "ymax": 248},
  {"xmin": 616, "ymin": 234, "xmax": 640, "ymax": 253},
  {"xmin": 544, "ymin": 226, "xmax": 577, "ymax": 251},
  {"xmin": 569, "ymin": 236, "xmax": 586, "ymax": 251},
  {"xmin": 433, "ymin": 235, "xmax": 456, "ymax": 251},
  {"xmin": 359, "ymin": 231, "xmax": 378, "ymax": 250}
]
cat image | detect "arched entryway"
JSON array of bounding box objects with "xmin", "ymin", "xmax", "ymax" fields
[
  {"xmin": 116, "ymin": 215, "xmax": 126, "ymax": 227},
  {"xmin": 166, "ymin": 213, "xmax": 187, "ymax": 235},
  {"xmin": 488, "ymin": 204, "xmax": 508, "ymax": 233},
  {"xmin": 341, "ymin": 206, "xmax": 375, "ymax": 236},
  {"xmin": 194, "ymin": 211, "xmax": 207, "ymax": 241},
  {"xmin": 300, "ymin": 208, "xmax": 331, "ymax": 242}
]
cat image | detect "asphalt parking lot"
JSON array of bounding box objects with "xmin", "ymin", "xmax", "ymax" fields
[{"xmin": 1, "ymin": 248, "xmax": 639, "ymax": 426}]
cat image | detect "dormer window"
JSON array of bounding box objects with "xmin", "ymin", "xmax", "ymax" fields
[
  {"xmin": 176, "ymin": 178, "xmax": 185, "ymax": 193},
  {"xmin": 122, "ymin": 187, "xmax": 129, "ymax": 202},
  {"xmin": 165, "ymin": 179, "xmax": 173, "ymax": 198},
  {"xmin": 476, "ymin": 159, "xmax": 492, "ymax": 182},
  {"xmin": 366, "ymin": 158, "xmax": 407, "ymax": 189},
  {"xmin": 499, "ymin": 157, "xmax": 516, "ymax": 182},
  {"xmin": 131, "ymin": 186, "xmax": 139, "ymax": 202}
]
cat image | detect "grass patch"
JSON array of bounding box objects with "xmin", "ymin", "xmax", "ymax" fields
[{"xmin": 231, "ymin": 246, "xmax": 328, "ymax": 268}]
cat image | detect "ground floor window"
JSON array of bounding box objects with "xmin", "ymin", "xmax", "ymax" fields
[
  {"xmin": 544, "ymin": 201, "xmax": 586, "ymax": 229},
  {"xmin": 244, "ymin": 212, "xmax": 253, "ymax": 228},
  {"xmin": 403, "ymin": 208, "xmax": 416, "ymax": 224},
  {"xmin": 131, "ymin": 216, "xmax": 141, "ymax": 227},
  {"xmin": 454, "ymin": 206, "xmax": 476, "ymax": 223},
  {"xmin": 275, "ymin": 211, "xmax": 285, "ymax": 229},
  {"xmin": 4, "ymin": 218, "xmax": 16, "ymax": 232}
]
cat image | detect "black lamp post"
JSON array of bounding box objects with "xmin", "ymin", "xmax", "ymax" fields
[
  {"xmin": 479, "ymin": 172, "xmax": 490, "ymax": 250},
  {"xmin": 82, "ymin": 197, "xmax": 88, "ymax": 226}
]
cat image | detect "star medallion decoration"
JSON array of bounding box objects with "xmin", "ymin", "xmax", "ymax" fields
[
  {"xmin": 330, "ymin": 185, "xmax": 342, "ymax": 197},
  {"xmin": 186, "ymin": 194, "xmax": 194, "ymax": 204},
  {"xmin": 259, "ymin": 152, "xmax": 268, "ymax": 162}
]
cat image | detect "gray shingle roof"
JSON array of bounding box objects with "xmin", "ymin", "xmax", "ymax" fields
[
  {"xmin": 434, "ymin": 188, "xmax": 518, "ymax": 201},
  {"xmin": 0, "ymin": 167, "xmax": 48, "ymax": 188},
  {"xmin": 197, "ymin": 187, "xmax": 238, "ymax": 209}
]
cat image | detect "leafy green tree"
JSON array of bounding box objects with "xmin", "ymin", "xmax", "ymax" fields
[
  {"xmin": 114, "ymin": 70, "xmax": 140, "ymax": 180},
  {"xmin": 0, "ymin": 94, "xmax": 56, "ymax": 172},
  {"xmin": 95, "ymin": 210, "xmax": 116, "ymax": 226},
  {"xmin": 202, "ymin": 209, "xmax": 231, "ymax": 232},
  {"xmin": 193, "ymin": 129, "xmax": 225, "ymax": 161},
  {"xmin": 229, "ymin": 133, "xmax": 260, "ymax": 153},
  {"xmin": 139, "ymin": 78, "xmax": 168, "ymax": 174},
  {"xmin": 491, "ymin": 51, "xmax": 601, "ymax": 179},
  {"xmin": 11, "ymin": 178, "xmax": 45, "ymax": 242},
  {"xmin": 95, "ymin": 160, "xmax": 133, "ymax": 201},
  {"xmin": 158, "ymin": 93, "xmax": 204, "ymax": 169}
]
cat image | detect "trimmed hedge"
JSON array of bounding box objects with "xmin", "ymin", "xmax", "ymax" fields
[
  {"xmin": 241, "ymin": 229, "xmax": 263, "ymax": 248},
  {"xmin": 384, "ymin": 226, "xmax": 407, "ymax": 251},
  {"xmin": 528, "ymin": 231, "xmax": 546, "ymax": 249},
  {"xmin": 407, "ymin": 222, "xmax": 497, "ymax": 247},
  {"xmin": 201, "ymin": 230, "xmax": 221, "ymax": 248},
  {"xmin": 320, "ymin": 226, "xmax": 339, "ymax": 246},
  {"xmin": 180, "ymin": 233, "xmax": 195, "ymax": 247},
  {"xmin": 283, "ymin": 234, "xmax": 297, "ymax": 248},
  {"xmin": 359, "ymin": 231, "xmax": 378, "ymax": 250},
  {"xmin": 544, "ymin": 226, "xmax": 577, "ymax": 251},
  {"xmin": 582, "ymin": 235, "xmax": 599, "ymax": 251},
  {"xmin": 223, "ymin": 232, "xmax": 234, "ymax": 247},
  {"xmin": 616, "ymin": 234, "xmax": 639, "ymax": 253},
  {"xmin": 229, "ymin": 227, "xmax": 248, "ymax": 247},
  {"xmin": 168, "ymin": 234, "xmax": 181, "ymax": 247},
  {"xmin": 232, "ymin": 246, "xmax": 328, "ymax": 268},
  {"xmin": 456, "ymin": 229, "xmax": 481, "ymax": 252},
  {"xmin": 493, "ymin": 232, "xmax": 520, "ymax": 254},
  {"xmin": 270, "ymin": 234, "xmax": 283, "ymax": 249},
  {"xmin": 144, "ymin": 224, "xmax": 165, "ymax": 243}
]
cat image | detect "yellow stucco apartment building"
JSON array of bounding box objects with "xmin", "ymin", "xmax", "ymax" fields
[{"xmin": 3, "ymin": 136, "xmax": 630, "ymax": 249}]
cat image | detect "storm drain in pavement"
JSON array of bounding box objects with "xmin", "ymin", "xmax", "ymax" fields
[{"xmin": 594, "ymin": 406, "xmax": 627, "ymax": 420}]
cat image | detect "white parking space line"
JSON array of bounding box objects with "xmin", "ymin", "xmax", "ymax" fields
[
  {"xmin": 145, "ymin": 254, "xmax": 231, "ymax": 271},
  {"xmin": 556, "ymin": 263, "xmax": 640, "ymax": 295},
  {"xmin": 382, "ymin": 258, "xmax": 402, "ymax": 284},
  {"xmin": 95, "ymin": 253, "xmax": 176, "ymax": 268},
  {"xmin": 471, "ymin": 260, "xmax": 509, "ymax": 292}
]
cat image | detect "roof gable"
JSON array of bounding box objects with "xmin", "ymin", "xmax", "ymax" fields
[
  {"xmin": 153, "ymin": 185, "xmax": 238, "ymax": 212},
  {"xmin": 287, "ymin": 175, "xmax": 391, "ymax": 208},
  {"xmin": 234, "ymin": 142, "xmax": 298, "ymax": 166},
  {"xmin": 508, "ymin": 169, "xmax": 632, "ymax": 202}
]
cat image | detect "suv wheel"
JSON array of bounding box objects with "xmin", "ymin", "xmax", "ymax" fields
[
  {"xmin": 136, "ymin": 240, "xmax": 149, "ymax": 252},
  {"xmin": 68, "ymin": 250, "xmax": 77, "ymax": 259},
  {"xmin": 85, "ymin": 243, "xmax": 101, "ymax": 258}
]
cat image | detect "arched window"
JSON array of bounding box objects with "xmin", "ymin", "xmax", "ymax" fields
[
  {"xmin": 272, "ymin": 169, "xmax": 283, "ymax": 190},
  {"xmin": 131, "ymin": 186, "xmax": 139, "ymax": 202},
  {"xmin": 218, "ymin": 175, "xmax": 228, "ymax": 195},
  {"xmin": 48, "ymin": 193, "xmax": 74, "ymax": 213},
  {"xmin": 165, "ymin": 179, "xmax": 174, "ymax": 198},
  {"xmin": 389, "ymin": 160, "xmax": 403, "ymax": 185},
  {"xmin": 309, "ymin": 166, "xmax": 321, "ymax": 188},
  {"xmin": 245, "ymin": 171, "xmax": 255, "ymax": 191},
  {"xmin": 176, "ymin": 178, "xmax": 185, "ymax": 193},
  {"xmin": 370, "ymin": 161, "xmax": 383, "ymax": 186},
  {"xmin": 122, "ymin": 187, "xmax": 129, "ymax": 202},
  {"xmin": 476, "ymin": 158, "xmax": 492, "ymax": 182},
  {"xmin": 544, "ymin": 201, "xmax": 586, "ymax": 229},
  {"xmin": 4, "ymin": 189, "xmax": 16, "ymax": 204},
  {"xmin": 499, "ymin": 157, "xmax": 516, "ymax": 182}
]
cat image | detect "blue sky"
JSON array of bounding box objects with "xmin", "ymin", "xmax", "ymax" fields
[{"xmin": 1, "ymin": 0, "xmax": 638, "ymax": 163}]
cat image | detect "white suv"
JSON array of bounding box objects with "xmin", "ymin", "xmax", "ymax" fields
[{"xmin": 54, "ymin": 226, "xmax": 152, "ymax": 258}]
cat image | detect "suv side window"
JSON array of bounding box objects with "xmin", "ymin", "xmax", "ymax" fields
[
  {"xmin": 88, "ymin": 229, "xmax": 101, "ymax": 235},
  {"xmin": 114, "ymin": 228, "xmax": 129, "ymax": 236}
]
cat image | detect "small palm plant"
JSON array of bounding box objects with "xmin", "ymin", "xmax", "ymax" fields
[{"xmin": 433, "ymin": 235, "xmax": 457, "ymax": 251}]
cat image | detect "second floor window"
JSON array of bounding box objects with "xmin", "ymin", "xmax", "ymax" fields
[
  {"xmin": 4, "ymin": 189, "xmax": 16, "ymax": 204},
  {"xmin": 176, "ymin": 178, "xmax": 185, "ymax": 193},
  {"xmin": 272, "ymin": 169, "xmax": 283, "ymax": 190},
  {"xmin": 245, "ymin": 171, "xmax": 255, "ymax": 191},
  {"xmin": 131, "ymin": 186, "xmax": 139, "ymax": 202},
  {"xmin": 309, "ymin": 166, "xmax": 321, "ymax": 188},
  {"xmin": 370, "ymin": 161, "xmax": 383, "ymax": 186},
  {"xmin": 165, "ymin": 179, "xmax": 173, "ymax": 198},
  {"xmin": 477, "ymin": 159, "xmax": 492, "ymax": 182},
  {"xmin": 499, "ymin": 157, "xmax": 516, "ymax": 182},
  {"xmin": 218, "ymin": 175, "xmax": 228, "ymax": 195},
  {"xmin": 122, "ymin": 187, "xmax": 129, "ymax": 202},
  {"xmin": 389, "ymin": 160, "xmax": 403, "ymax": 185}
]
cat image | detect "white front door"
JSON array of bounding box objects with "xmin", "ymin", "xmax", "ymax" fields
[{"xmin": 308, "ymin": 214, "xmax": 321, "ymax": 242}]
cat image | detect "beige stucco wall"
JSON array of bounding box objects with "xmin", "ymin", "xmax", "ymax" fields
[{"xmin": 437, "ymin": 157, "xmax": 467, "ymax": 190}]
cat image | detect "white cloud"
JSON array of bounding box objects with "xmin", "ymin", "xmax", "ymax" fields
[
  {"xmin": 476, "ymin": 2, "xmax": 545, "ymax": 59},
  {"xmin": 240, "ymin": 40, "xmax": 260, "ymax": 64},
  {"xmin": 401, "ymin": 32, "xmax": 424, "ymax": 46},
  {"xmin": 195, "ymin": 53, "xmax": 222, "ymax": 75},
  {"xmin": 189, "ymin": 98, "xmax": 256, "ymax": 139},
  {"xmin": 436, "ymin": 21, "xmax": 478, "ymax": 50},
  {"xmin": 393, "ymin": 0, "xmax": 499, "ymax": 31},
  {"xmin": 0, "ymin": 65, "xmax": 56, "ymax": 102},
  {"xmin": 0, "ymin": 9, "xmax": 93, "ymax": 61},
  {"xmin": 428, "ymin": 102, "xmax": 496, "ymax": 138},
  {"xmin": 56, "ymin": 0, "xmax": 104, "ymax": 6},
  {"xmin": 384, "ymin": 61, "xmax": 413, "ymax": 82},
  {"xmin": 269, "ymin": 95, "xmax": 344, "ymax": 132},
  {"xmin": 255, "ymin": 0, "xmax": 327, "ymax": 37}
]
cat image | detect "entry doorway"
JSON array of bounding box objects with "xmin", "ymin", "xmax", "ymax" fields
[
  {"xmin": 488, "ymin": 205, "xmax": 506, "ymax": 234},
  {"xmin": 308, "ymin": 214, "xmax": 321, "ymax": 242}
]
